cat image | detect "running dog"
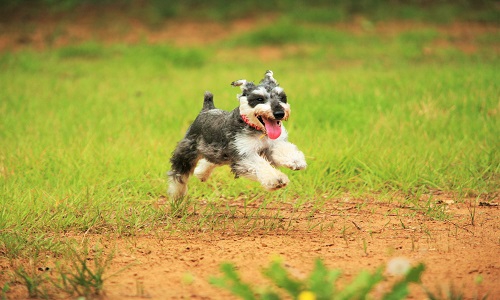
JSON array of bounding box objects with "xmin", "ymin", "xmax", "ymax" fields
[{"xmin": 168, "ymin": 70, "xmax": 306, "ymax": 200}]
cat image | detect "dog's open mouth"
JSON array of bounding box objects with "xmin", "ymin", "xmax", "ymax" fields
[{"xmin": 258, "ymin": 116, "xmax": 282, "ymax": 140}]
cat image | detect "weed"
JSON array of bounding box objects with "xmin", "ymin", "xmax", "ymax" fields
[
  {"xmin": 15, "ymin": 265, "xmax": 48, "ymax": 298},
  {"xmin": 210, "ymin": 258, "xmax": 426, "ymax": 299},
  {"xmin": 466, "ymin": 197, "xmax": 479, "ymax": 226},
  {"xmin": 423, "ymin": 284, "xmax": 482, "ymax": 300},
  {"xmin": 340, "ymin": 225, "xmax": 349, "ymax": 246},
  {"xmin": 362, "ymin": 238, "xmax": 368, "ymax": 256},
  {"xmin": 210, "ymin": 263, "xmax": 256, "ymax": 300},
  {"xmin": 1, "ymin": 282, "xmax": 9, "ymax": 300},
  {"xmin": 423, "ymin": 198, "xmax": 450, "ymax": 221},
  {"xmin": 51, "ymin": 243, "xmax": 115, "ymax": 297},
  {"xmin": 399, "ymin": 219, "xmax": 407, "ymax": 230}
]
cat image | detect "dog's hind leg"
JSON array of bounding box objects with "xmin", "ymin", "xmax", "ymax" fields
[
  {"xmin": 194, "ymin": 158, "xmax": 217, "ymax": 182},
  {"xmin": 168, "ymin": 138, "xmax": 200, "ymax": 200}
]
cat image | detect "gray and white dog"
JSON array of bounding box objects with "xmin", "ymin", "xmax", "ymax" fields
[{"xmin": 167, "ymin": 70, "xmax": 307, "ymax": 200}]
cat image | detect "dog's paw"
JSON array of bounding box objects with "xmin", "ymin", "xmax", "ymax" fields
[
  {"xmin": 283, "ymin": 151, "xmax": 307, "ymax": 170},
  {"xmin": 168, "ymin": 178, "xmax": 188, "ymax": 200},
  {"xmin": 262, "ymin": 173, "xmax": 290, "ymax": 191},
  {"xmin": 286, "ymin": 159, "xmax": 307, "ymax": 171}
]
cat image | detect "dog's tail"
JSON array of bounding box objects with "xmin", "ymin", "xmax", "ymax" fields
[{"xmin": 202, "ymin": 91, "xmax": 215, "ymax": 111}]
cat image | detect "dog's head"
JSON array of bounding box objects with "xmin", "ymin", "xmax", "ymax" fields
[{"xmin": 231, "ymin": 70, "xmax": 291, "ymax": 140}]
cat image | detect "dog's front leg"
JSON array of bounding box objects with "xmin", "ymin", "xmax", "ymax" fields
[
  {"xmin": 270, "ymin": 141, "xmax": 307, "ymax": 171},
  {"xmin": 232, "ymin": 155, "xmax": 290, "ymax": 190}
]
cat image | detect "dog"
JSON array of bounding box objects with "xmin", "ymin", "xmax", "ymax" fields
[{"xmin": 167, "ymin": 70, "xmax": 307, "ymax": 200}]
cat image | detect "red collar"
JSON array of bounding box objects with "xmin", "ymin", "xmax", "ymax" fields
[{"xmin": 241, "ymin": 114, "xmax": 263, "ymax": 131}]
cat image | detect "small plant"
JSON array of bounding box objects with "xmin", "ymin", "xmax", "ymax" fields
[
  {"xmin": 15, "ymin": 265, "xmax": 48, "ymax": 298},
  {"xmin": 51, "ymin": 244, "xmax": 114, "ymax": 297},
  {"xmin": 210, "ymin": 258, "xmax": 425, "ymax": 300},
  {"xmin": 209, "ymin": 263, "xmax": 257, "ymax": 300},
  {"xmin": 466, "ymin": 197, "xmax": 478, "ymax": 226},
  {"xmin": 1, "ymin": 282, "xmax": 9, "ymax": 300},
  {"xmin": 423, "ymin": 284, "xmax": 488, "ymax": 300},
  {"xmin": 8, "ymin": 243, "xmax": 119, "ymax": 299}
]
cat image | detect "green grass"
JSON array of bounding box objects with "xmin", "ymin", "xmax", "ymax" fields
[
  {"xmin": 0, "ymin": 23, "xmax": 499, "ymax": 259},
  {"xmin": 210, "ymin": 258, "xmax": 425, "ymax": 300},
  {"xmin": 1, "ymin": 20, "xmax": 498, "ymax": 299}
]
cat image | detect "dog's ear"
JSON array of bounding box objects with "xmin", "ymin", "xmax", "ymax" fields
[
  {"xmin": 265, "ymin": 70, "xmax": 277, "ymax": 83},
  {"xmin": 231, "ymin": 79, "xmax": 256, "ymax": 96},
  {"xmin": 259, "ymin": 70, "xmax": 279, "ymax": 88},
  {"xmin": 231, "ymin": 79, "xmax": 247, "ymax": 88}
]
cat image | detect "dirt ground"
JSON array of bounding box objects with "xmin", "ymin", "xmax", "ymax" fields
[
  {"xmin": 1, "ymin": 11, "xmax": 499, "ymax": 299},
  {"xmin": 2, "ymin": 196, "xmax": 499, "ymax": 299},
  {"xmin": 101, "ymin": 197, "xmax": 499, "ymax": 299}
]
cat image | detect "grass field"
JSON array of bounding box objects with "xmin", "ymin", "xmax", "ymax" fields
[{"xmin": 1, "ymin": 18, "xmax": 499, "ymax": 298}]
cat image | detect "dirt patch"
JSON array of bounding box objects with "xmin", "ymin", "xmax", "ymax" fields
[
  {"xmin": 2, "ymin": 197, "xmax": 498, "ymax": 299},
  {"xmin": 106, "ymin": 198, "xmax": 500, "ymax": 299}
]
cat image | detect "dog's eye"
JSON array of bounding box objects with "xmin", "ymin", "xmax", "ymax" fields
[{"xmin": 256, "ymin": 98, "xmax": 264, "ymax": 102}]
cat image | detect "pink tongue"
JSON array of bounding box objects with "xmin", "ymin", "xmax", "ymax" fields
[{"xmin": 262, "ymin": 117, "xmax": 282, "ymax": 140}]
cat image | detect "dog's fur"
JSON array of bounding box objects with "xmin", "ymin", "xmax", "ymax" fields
[{"xmin": 168, "ymin": 70, "xmax": 306, "ymax": 200}]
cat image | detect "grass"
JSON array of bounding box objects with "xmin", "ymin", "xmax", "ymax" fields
[
  {"xmin": 210, "ymin": 257, "xmax": 426, "ymax": 300},
  {"xmin": 0, "ymin": 19, "xmax": 498, "ymax": 297},
  {"xmin": 1, "ymin": 22, "xmax": 498, "ymax": 232},
  {"xmin": 51, "ymin": 243, "xmax": 113, "ymax": 297},
  {"xmin": 7, "ymin": 242, "xmax": 116, "ymax": 298},
  {"xmin": 2, "ymin": 29, "xmax": 499, "ymax": 202}
]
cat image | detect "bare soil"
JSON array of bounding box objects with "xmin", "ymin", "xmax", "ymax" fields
[
  {"xmin": 1, "ymin": 12, "xmax": 499, "ymax": 299},
  {"xmin": 2, "ymin": 197, "xmax": 499, "ymax": 299},
  {"xmin": 104, "ymin": 197, "xmax": 499, "ymax": 299}
]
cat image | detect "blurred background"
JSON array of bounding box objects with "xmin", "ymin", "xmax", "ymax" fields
[
  {"xmin": 0, "ymin": 0, "xmax": 497, "ymax": 51},
  {"xmin": 0, "ymin": 1, "xmax": 498, "ymax": 199}
]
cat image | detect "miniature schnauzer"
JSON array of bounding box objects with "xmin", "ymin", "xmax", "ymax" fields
[{"xmin": 167, "ymin": 70, "xmax": 307, "ymax": 200}]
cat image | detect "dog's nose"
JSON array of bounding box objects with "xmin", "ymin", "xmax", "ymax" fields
[{"xmin": 273, "ymin": 111, "xmax": 285, "ymax": 120}]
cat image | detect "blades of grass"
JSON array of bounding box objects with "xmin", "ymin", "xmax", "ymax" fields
[
  {"xmin": 209, "ymin": 263, "xmax": 256, "ymax": 300},
  {"xmin": 307, "ymin": 259, "xmax": 341, "ymax": 299},
  {"xmin": 382, "ymin": 263, "xmax": 425, "ymax": 300},
  {"xmin": 262, "ymin": 260, "xmax": 303, "ymax": 298},
  {"xmin": 336, "ymin": 267, "xmax": 384, "ymax": 300}
]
